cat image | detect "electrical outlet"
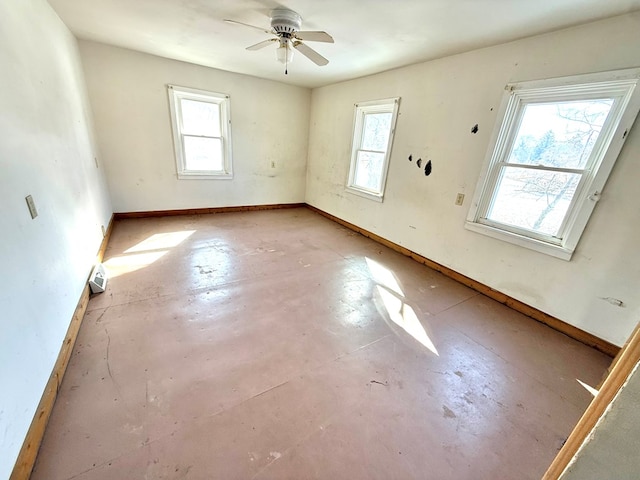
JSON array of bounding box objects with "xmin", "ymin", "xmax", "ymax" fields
[
  {"xmin": 455, "ymin": 193, "xmax": 465, "ymax": 206},
  {"xmin": 25, "ymin": 195, "xmax": 38, "ymax": 219}
]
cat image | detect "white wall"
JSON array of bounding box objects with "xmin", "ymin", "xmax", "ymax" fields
[
  {"xmin": 79, "ymin": 41, "xmax": 311, "ymax": 213},
  {"xmin": 0, "ymin": 0, "xmax": 113, "ymax": 477},
  {"xmin": 305, "ymin": 12, "xmax": 640, "ymax": 347},
  {"xmin": 560, "ymin": 360, "xmax": 640, "ymax": 479}
]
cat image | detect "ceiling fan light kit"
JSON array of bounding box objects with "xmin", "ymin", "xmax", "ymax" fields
[
  {"xmin": 276, "ymin": 40, "xmax": 294, "ymax": 64},
  {"xmin": 225, "ymin": 8, "xmax": 333, "ymax": 74}
]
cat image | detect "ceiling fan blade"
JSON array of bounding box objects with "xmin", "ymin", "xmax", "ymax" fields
[
  {"xmin": 293, "ymin": 41, "xmax": 329, "ymax": 66},
  {"xmin": 224, "ymin": 19, "xmax": 272, "ymax": 35},
  {"xmin": 246, "ymin": 38, "xmax": 277, "ymax": 51},
  {"xmin": 295, "ymin": 31, "xmax": 334, "ymax": 43}
]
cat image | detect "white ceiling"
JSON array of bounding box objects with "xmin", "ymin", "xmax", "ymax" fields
[{"xmin": 47, "ymin": 0, "xmax": 640, "ymax": 88}]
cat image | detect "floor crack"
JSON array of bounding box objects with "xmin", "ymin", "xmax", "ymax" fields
[{"xmin": 105, "ymin": 328, "xmax": 114, "ymax": 382}]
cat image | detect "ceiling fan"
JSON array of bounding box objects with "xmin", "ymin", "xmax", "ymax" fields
[{"xmin": 225, "ymin": 8, "xmax": 334, "ymax": 73}]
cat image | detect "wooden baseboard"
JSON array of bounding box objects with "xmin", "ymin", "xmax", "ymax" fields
[
  {"xmin": 10, "ymin": 216, "xmax": 115, "ymax": 480},
  {"xmin": 599, "ymin": 321, "xmax": 640, "ymax": 388},
  {"xmin": 96, "ymin": 213, "xmax": 114, "ymax": 262},
  {"xmin": 306, "ymin": 204, "xmax": 619, "ymax": 358},
  {"xmin": 114, "ymin": 203, "xmax": 306, "ymax": 219},
  {"xmin": 10, "ymin": 286, "xmax": 90, "ymax": 480}
]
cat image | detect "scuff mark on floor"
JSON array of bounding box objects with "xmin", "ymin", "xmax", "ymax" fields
[
  {"xmin": 442, "ymin": 405, "xmax": 457, "ymax": 419},
  {"xmin": 369, "ymin": 380, "xmax": 389, "ymax": 387},
  {"xmin": 95, "ymin": 306, "xmax": 110, "ymax": 324}
]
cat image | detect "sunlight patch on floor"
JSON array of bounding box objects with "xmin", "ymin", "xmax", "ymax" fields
[
  {"xmin": 366, "ymin": 257, "xmax": 438, "ymax": 355},
  {"xmin": 105, "ymin": 230, "xmax": 196, "ymax": 277},
  {"xmin": 366, "ymin": 257, "xmax": 404, "ymax": 296},
  {"xmin": 125, "ymin": 230, "xmax": 195, "ymax": 253},
  {"xmin": 577, "ymin": 379, "xmax": 599, "ymax": 397}
]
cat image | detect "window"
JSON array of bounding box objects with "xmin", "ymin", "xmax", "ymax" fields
[
  {"xmin": 168, "ymin": 85, "xmax": 232, "ymax": 179},
  {"xmin": 346, "ymin": 98, "xmax": 400, "ymax": 201},
  {"xmin": 466, "ymin": 69, "xmax": 640, "ymax": 260}
]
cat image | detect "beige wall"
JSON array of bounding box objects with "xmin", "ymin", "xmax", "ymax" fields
[
  {"xmin": 79, "ymin": 41, "xmax": 311, "ymax": 213},
  {"xmin": 305, "ymin": 12, "xmax": 640, "ymax": 346},
  {"xmin": 0, "ymin": 0, "xmax": 112, "ymax": 476}
]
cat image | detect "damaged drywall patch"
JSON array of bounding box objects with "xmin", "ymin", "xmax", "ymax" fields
[{"xmin": 407, "ymin": 153, "xmax": 432, "ymax": 177}]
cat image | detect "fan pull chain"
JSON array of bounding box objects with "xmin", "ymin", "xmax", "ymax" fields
[{"xmin": 285, "ymin": 41, "xmax": 289, "ymax": 75}]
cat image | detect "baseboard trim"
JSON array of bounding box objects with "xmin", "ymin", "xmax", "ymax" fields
[
  {"xmin": 306, "ymin": 204, "xmax": 619, "ymax": 358},
  {"xmin": 10, "ymin": 216, "xmax": 115, "ymax": 480},
  {"xmin": 97, "ymin": 213, "xmax": 115, "ymax": 262},
  {"xmin": 114, "ymin": 203, "xmax": 306, "ymax": 219}
]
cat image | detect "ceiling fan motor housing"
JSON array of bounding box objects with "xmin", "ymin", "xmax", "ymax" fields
[{"xmin": 270, "ymin": 9, "xmax": 302, "ymax": 37}]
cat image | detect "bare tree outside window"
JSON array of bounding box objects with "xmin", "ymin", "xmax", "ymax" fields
[
  {"xmin": 466, "ymin": 70, "xmax": 640, "ymax": 259},
  {"xmin": 487, "ymin": 100, "xmax": 613, "ymax": 236},
  {"xmin": 347, "ymin": 98, "xmax": 400, "ymax": 201},
  {"xmin": 354, "ymin": 112, "xmax": 392, "ymax": 191},
  {"xmin": 167, "ymin": 85, "xmax": 232, "ymax": 179}
]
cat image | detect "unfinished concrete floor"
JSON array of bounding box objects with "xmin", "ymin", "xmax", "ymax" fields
[{"xmin": 32, "ymin": 207, "xmax": 611, "ymax": 480}]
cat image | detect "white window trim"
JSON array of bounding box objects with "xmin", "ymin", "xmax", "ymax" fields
[
  {"xmin": 346, "ymin": 97, "xmax": 400, "ymax": 202},
  {"xmin": 466, "ymin": 68, "xmax": 640, "ymax": 260},
  {"xmin": 167, "ymin": 84, "xmax": 233, "ymax": 179}
]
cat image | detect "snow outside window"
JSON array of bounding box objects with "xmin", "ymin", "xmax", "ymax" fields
[{"xmin": 466, "ymin": 69, "xmax": 640, "ymax": 260}]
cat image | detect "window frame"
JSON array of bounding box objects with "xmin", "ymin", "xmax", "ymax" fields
[
  {"xmin": 167, "ymin": 84, "xmax": 233, "ymax": 179},
  {"xmin": 466, "ymin": 69, "xmax": 640, "ymax": 260},
  {"xmin": 346, "ymin": 97, "xmax": 400, "ymax": 202}
]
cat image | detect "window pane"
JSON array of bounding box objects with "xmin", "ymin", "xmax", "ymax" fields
[
  {"xmin": 354, "ymin": 150, "xmax": 384, "ymax": 192},
  {"xmin": 508, "ymin": 100, "xmax": 613, "ymax": 169},
  {"xmin": 361, "ymin": 112, "xmax": 392, "ymax": 151},
  {"xmin": 180, "ymin": 99, "xmax": 221, "ymax": 136},
  {"xmin": 183, "ymin": 136, "xmax": 223, "ymax": 171},
  {"xmin": 487, "ymin": 166, "xmax": 581, "ymax": 236}
]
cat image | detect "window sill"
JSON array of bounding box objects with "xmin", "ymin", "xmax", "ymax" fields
[
  {"xmin": 464, "ymin": 221, "xmax": 573, "ymax": 261},
  {"xmin": 177, "ymin": 172, "xmax": 233, "ymax": 180},
  {"xmin": 345, "ymin": 186, "xmax": 384, "ymax": 203}
]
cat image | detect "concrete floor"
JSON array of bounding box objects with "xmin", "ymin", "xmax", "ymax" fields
[{"xmin": 32, "ymin": 207, "xmax": 610, "ymax": 479}]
